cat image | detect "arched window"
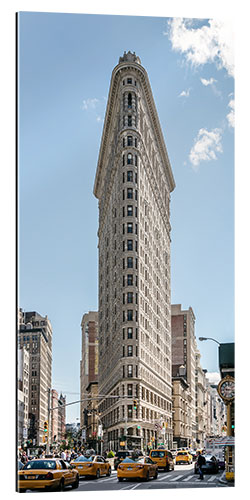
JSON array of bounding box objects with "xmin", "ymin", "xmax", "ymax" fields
[
  {"xmin": 127, "ymin": 136, "xmax": 133, "ymax": 146},
  {"xmin": 127, "ymin": 153, "xmax": 133, "ymax": 165},
  {"xmin": 128, "ymin": 93, "xmax": 132, "ymax": 108}
]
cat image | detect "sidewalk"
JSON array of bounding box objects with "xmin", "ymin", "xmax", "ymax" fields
[{"xmin": 218, "ymin": 471, "xmax": 234, "ymax": 486}]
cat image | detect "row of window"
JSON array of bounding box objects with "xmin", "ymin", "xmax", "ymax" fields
[
  {"xmin": 122, "ymin": 240, "xmax": 138, "ymax": 252},
  {"xmin": 123, "ymin": 292, "xmax": 138, "ymax": 304},
  {"xmin": 122, "ymin": 153, "xmax": 138, "ymax": 166},
  {"xmin": 123, "ymin": 257, "xmax": 138, "ymax": 269},
  {"xmin": 122, "ymin": 135, "xmax": 138, "ymax": 148},
  {"xmin": 123, "ymin": 188, "xmax": 137, "ymax": 200},
  {"xmin": 122, "ymin": 327, "xmax": 137, "ymax": 339},
  {"xmin": 123, "ymin": 171, "xmax": 137, "ymax": 183},
  {"xmin": 123, "ymin": 275, "xmax": 138, "ymax": 287},
  {"xmin": 123, "ymin": 222, "xmax": 137, "ymax": 234},
  {"xmin": 123, "ymin": 364, "xmax": 138, "ymax": 378},
  {"xmin": 122, "ymin": 205, "xmax": 137, "ymax": 217},
  {"xmin": 122, "ymin": 345, "xmax": 137, "ymax": 357},
  {"xmin": 123, "ymin": 115, "xmax": 137, "ymax": 127},
  {"xmin": 123, "ymin": 310, "xmax": 138, "ymax": 322},
  {"xmin": 123, "ymin": 92, "xmax": 137, "ymax": 111},
  {"xmin": 123, "ymin": 78, "xmax": 137, "ymax": 86}
]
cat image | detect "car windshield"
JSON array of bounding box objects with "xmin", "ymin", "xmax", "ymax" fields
[
  {"xmin": 177, "ymin": 452, "xmax": 188, "ymax": 456},
  {"xmin": 74, "ymin": 455, "xmax": 94, "ymax": 462},
  {"xmin": 122, "ymin": 457, "xmax": 136, "ymax": 463},
  {"xmin": 151, "ymin": 451, "xmax": 165, "ymax": 458},
  {"xmin": 117, "ymin": 452, "xmax": 130, "ymax": 458},
  {"xmin": 23, "ymin": 460, "xmax": 57, "ymax": 470}
]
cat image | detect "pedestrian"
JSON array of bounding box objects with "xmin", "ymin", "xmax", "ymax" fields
[
  {"xmin": 196, "ymin": 451, "xmax": 206, "ymax": 480},
  {"xmin": 21, "ymin": 452, "xmax": 28, "ymax": 465},
  {"xmin": 61, "ymin": 449, "xmax": 66, "ymax": 460}
]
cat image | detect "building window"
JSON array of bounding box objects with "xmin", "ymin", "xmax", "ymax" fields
[
  {"xmin": 127, "ymin": 310, "xmax": 133, "ymax": 321},
  {"xmin": 128, "ymin": 365, "xmax": 133, "ymax": 377},
  {"xmin": 127, "ymin": 384, "xmax": 133, "ymax": 396},
  {"xmin": 127, "ymin": 240, "xmax": 133, "ymax": 251},
  {"xmin": 127, "ymin": 274, "xmax": 133, "ymax": 286},
  {"xmin": 128, "ymin": 405, "xmax": 133, "ymax": 418},
  {"xmin": 123, "ymin": 154, "xmax": 125, "ymax": 166},
  {"xmin": 127, "ymin": 292, "xmax": 133, "ymax": 303},
  {"xmin": 134, "ymin": 137, "xmax": 138, "ymax": 148},
  {"xmin": 127, "ymin": 257, "xmax": 133, "ymax": 268},
  {"xmin": 127, "ymin": 223, "xmax": 133, "ymax": 233},
  {"xmin": 128, "ymin": 93, "xmax": 132, "ymax": 108},
  {"xmin": 127, "ymin": 188, "xmax": 133, "ymax": 199},
  {"xmin": 127, "ymin": 205, "xmax": 133, "ymax": 216},
  {"xmin": 135, "ymin": 154, "xmax": 138, "ymax": 166},
  {"xmin": 127, "ymin": 171, "xmax": 133, "ymax": 182},
  {"xmin": 128, "ymin": 327, "xmax": 133, "ymax": 339},
  {"xmin": 127, "ymin": 153, "xmax": 133, "ymax": 165},
  {"xmin": 127, "ymin": 136, "xmax": 132, "ymax": 146},
  {"xmin": 128, "ymin": 115, "xmax": 132, "ymax": 126},
  {"xmin": 127, "ymin": 78, "xmax": 132, "ymax": 84},
  {"xmin": 128, "ymin": 345, "xmax": 133, "ymax": 356}
]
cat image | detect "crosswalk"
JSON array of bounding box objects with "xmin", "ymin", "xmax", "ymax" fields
[{"xmin": 78, "ymin": 469, "xmax": 223, "ymax": 487}]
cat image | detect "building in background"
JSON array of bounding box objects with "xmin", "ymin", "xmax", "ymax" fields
[
  {"xmin": 57, "ymin": 393, "xmax": 66, "ymax": 443},
  {"xmin": 195, "ymin": 351, "xmax": 208, "ymax": 447},
  {"xmin": 18, "ymin": 309, "xmax": 52, "ymax": 447},
  {"xmin": 51, "ymin": 389, "xmax": 59, "ymax": 446},
  {"xmin": 94, "ymin": 51, "xmax": 175, "ymax": 451},
  {"xmin": 171, "ymin": 304, "xmax": 197, "ymax": 448},
  {"xmin": 172, "ymin": 365, "xmax": 192, "ymax": 448},
  {"xmin": 17, "ymin": 346, "xmax": 30, "ymax": 447},
  {"xmin": 80, "ymin": 311, "xmax": 99, "ymax": 430}
]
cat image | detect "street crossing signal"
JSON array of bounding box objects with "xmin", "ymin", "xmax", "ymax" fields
[
  {"xmin": 44, "ymin": 421, "xmax": 48, "ymax": 433},
  {"xmin": 133, "ymin": 400, "xmax": 138, "ymax": 410}
]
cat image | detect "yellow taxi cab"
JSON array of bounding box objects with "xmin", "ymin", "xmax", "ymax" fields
[
  {"xmin": 149, "ymin": 449, "xmax": 175, "ymax": 471},
  {"xmin": 117, "ymin": 456, "xmax": 158, "ymax": 481},
  {"xmin": 70, "ymin": 454, "xmax": 111, "ymax": 479},
  {"xmin": 175, "ymin": 450, "xmax": 193, "ymax": 465},
  {"xmin": 18, "ymin": 458, "xmax": 79, "ymax": 492}
]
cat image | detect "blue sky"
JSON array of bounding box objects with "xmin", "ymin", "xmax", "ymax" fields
[{"xmin": 18, "ymin": 11, "xmax": 234, "ymax": 423}]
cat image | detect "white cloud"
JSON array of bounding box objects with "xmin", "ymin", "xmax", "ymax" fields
[
  {"xmin": 206, "ymin": 372, "xmax": 221, "ymax": 385},
  {"xmin": 189, "ymin": 127, "xmax": 223, "ymax": 168},
  {"xmin": 166, "ymin": 18, "xmax": 234, "ymax": 77},
  {"xmin": 179, "ymin": 88, "xmax": 190, "ymax": 97},
  {"xmin": 227, "ymin": 98, "xmax": 235, "ymax": 128},
  {"xmin": 82, "ymin": 98, "xmax": 99, "ymax": 110},
  {"xmin": 200, "ymin": 77, "xmax": 217, "ymax": 86}
]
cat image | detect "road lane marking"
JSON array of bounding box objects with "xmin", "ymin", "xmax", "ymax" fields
[
  {"xmin": 183, "ymin": 475, "xmax": 195, "ymax": 481},
  {"xmin": 207, "ymin": 476, "xmax": 217, "ymax": 481},
  {"xmin": 169, "ymin": 475, "xmax": 184, "ymax": 481},
  {"xmin": 130, "ymin": 483, "xmax": 141, "ymax": 490},
  {"xmin": 158, "ymin": 474, "xmax": 173, "ymax": 481}
]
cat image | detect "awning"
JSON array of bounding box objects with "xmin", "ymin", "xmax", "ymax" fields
[{"xmin": 213, "ymin": 437, "xmax": 235, "ymax": 446}]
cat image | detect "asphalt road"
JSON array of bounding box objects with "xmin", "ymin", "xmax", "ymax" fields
[{"xmin": 69, "ymin": 464, "xmax": 229, "ymax": 491}]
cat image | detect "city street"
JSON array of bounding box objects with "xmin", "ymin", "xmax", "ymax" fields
[
  {"xmin": 23, "ymin": 464, "xmax": 230, "ymax": 492},
  {"xmin": 73, "ymin": 465, "xmax": 229, "ymax": 491}
]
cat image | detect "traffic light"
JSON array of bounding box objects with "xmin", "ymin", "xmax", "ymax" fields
[
  {"xmin": 133, "ymin": 400, "xmax": 138, "ymax": 410},
  {"xmin": 44, "ymin": 421, "xmax": 48, "ymax": 433}
]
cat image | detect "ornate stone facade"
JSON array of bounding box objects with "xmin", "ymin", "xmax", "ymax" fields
[{"xmin": 94, "ymin": 53, "xmax": 175, "ymax": 451}]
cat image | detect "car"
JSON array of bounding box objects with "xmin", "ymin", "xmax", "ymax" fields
[
  {"xmin": 70, "ymin": 454, "xmax": 111, "ymax": 479},
  {"xmin": 149, "ymin": 449, "xmax": 175, "ymax": 471},
  {"xmin": 175, "ymin": 451, "xmax": 193, "ymax": 465},
  {"xmin": 114, "ymin": 450, "xmax": 135, "ymax": 470},
  {"xmin": 18, "ymin": 458, "xmax": 79, "ymax": 492},
  {"xmin": 194, "ymin": 454, "xmax": 219, "ymax": 474},
  {"xmin": 117, "ymin": 456, "xmax": 158, "ymax": 481}
]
